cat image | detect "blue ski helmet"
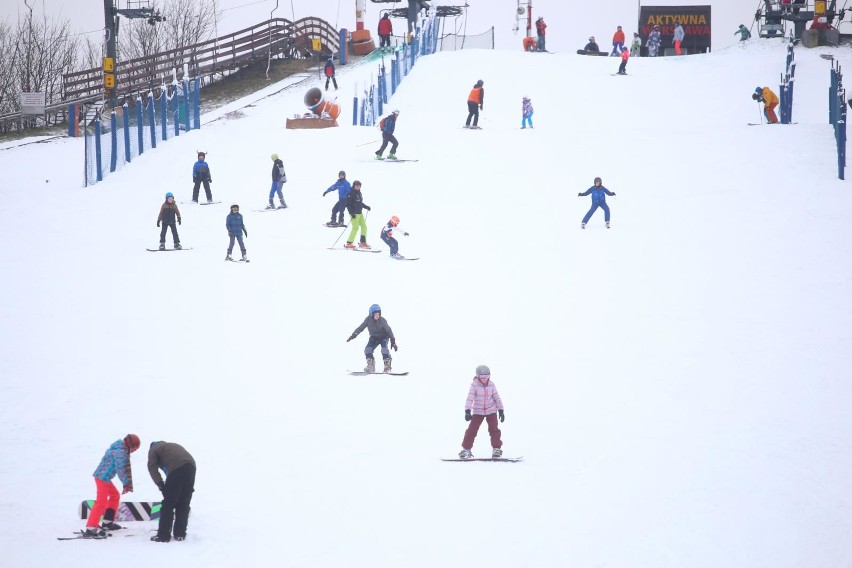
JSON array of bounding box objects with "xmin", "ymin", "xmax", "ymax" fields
[
  {"xmin": 165, "ymin": 192, "xmax": 174, "ymax": 198},
  {"xmin": 369, "ymin": 304, "xmax": 381, "ymax": 315},
  {"xmin": 755, "ymin": 87, "xmax": 763, "ymax": 94}
]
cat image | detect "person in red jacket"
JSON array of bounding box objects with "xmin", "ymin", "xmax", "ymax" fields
[
  {"xmin": 464, "ymin": 80, "xmax": 484, "ymax": 129},
  {"xmin": 535, "ymin": 17, "xmax": 547, "ymax": 51},
  {"xmin": 617, "ymin": 47, "xmax": 630, "ymax": 75},
  {"xmin": 611, "ymin": 25, "xmax": 626, "ymax": 55},
  {"xmin": 378, "ymin": 14, "xmax": 393, "ymax": 49}
]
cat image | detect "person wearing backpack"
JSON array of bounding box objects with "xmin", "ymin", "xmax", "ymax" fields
[
  {"xmin": 375, "ymin": 110, "xmax": 400, "ymax": 160},
  {"xmin": 324, "ymin": 57, "xmax": 338, "ymax": 91}
]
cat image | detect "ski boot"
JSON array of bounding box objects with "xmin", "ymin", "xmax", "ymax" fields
[
  {"xmin": 279, "ymin": 199, "xmax": 288, "ymax": 209},
  {"xmin": 581, "ymin": 222, "xmax": 586, "ymax": 229},
  {"xmin": 174, "ymin": 243, "xmax": 182, "ymax": 250},
  {"xmin": 387, "ymin": 153, "xmax": 397, "ymax": 160},
  {"xmin": 225, "ymin": 251, "xmax": 233, "ymax": 261},
  {"xmin": 207, "ymin": 198, "xmax": 213, "ymax": 204},
  {"xmin": 358, "ymin": 241, "xmax": 371, "ymax": 249},
  {"xmin": 174, "ymin": 536, "xmax": 186, "ymax": 542},
  {"xmin": 101, "ymin": 521, "xmax": 123, "ymax": 531},
  {"xmin": 158, "ymin": 243, "xmax": 166, "ymax": 251},
  {"xmin": 241, "ymin": 252, "xmax": 248, "ymax": 262},
  {"xmin": 390, "ymin": 253, "xmax": 405, "ymax": 260},
  {"xmin": 266, "ymin": 199, "xmax": 276, "ymax": 210},
  {"xmin": 364, "ymin": 357, "xmax": 376, "ymax": 373},
  {"xmin": 83, "ymin": 527, "xmax": 107, "ymax": 538},
  {"xmin": 344, "ymin": 242, "xmax": 356, "ymax": 249},
  {"xmin": 492, "ymin": 448, "xmax": 503, "ymax": 458},
  {"xmin": 383, "ymin": 358, "xmax": 392, "ymax": 373},
  {"xmin": 375, "ymin": 154, "xmax": 385, "ymax": 160},
  {"xmin": 606, "ymin": 221, "xmax": 611, "ymax": 229},
  {"xmin": 151, "ymin": 534, "xmax": 171, "ymax": 542},
  {"xmin": 458, "ymin": 449, "xmax": 473, "ymax": 459}
]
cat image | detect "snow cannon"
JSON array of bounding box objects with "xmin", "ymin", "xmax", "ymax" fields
[{"xmin": 285, "ymin": 87, "xmax": 340, "ymax": 129}]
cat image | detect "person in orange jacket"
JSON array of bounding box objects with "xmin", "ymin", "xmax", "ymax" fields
[
  {"xmin": 753, "ymin": 86, "xmax": 780, "ymax": 123},
  {"xmin": 464, "ymin": 80, "xmax": 484, "ymax": 129},
  {"xmin": 611, "ymin": 26, "xmax": 626, "ymax": 56},
  {"xmin": 616, "ymin": 47, "xmax": 630, "ymax": 75}
]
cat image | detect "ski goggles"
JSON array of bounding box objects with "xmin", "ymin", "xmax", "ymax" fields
[{"xmin": 478, "ymin": 374, "xmax": 491, "ymax": 380}]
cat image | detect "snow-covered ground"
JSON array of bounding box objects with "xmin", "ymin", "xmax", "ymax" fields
[{"xmin": 1, "ymin": 39, "xmax": 851, "ymax": 568}]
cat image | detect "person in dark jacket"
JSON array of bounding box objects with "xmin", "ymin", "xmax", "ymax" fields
[
  {"xmin": 378, "ymin": 14, "xmax": 393, "ymax": 49},
  {"xmin": 324, "ymin": 57, "xmax": 338, "ymax": 91},
  {"xmin": 583, "ymin": 36, "xmax": 600, "ymax": 52},
  {"xmin": 268, "ymin": 153, "xmax": 287, "ymax": 209},
  {"xmin": 375, "ymin": 110, "xmax": 400, "ymax": 160},
  {"xmin": 191, "ymin": 151, "xmax": 213, "ymax": 203},
  {"xmin": 322, "ymin": 170, "xmax": 352, "ymax": 226},
  {"xmin": 464, "ymin": 80, "xmax": 484, "ymax": 129},
  {"xmin": 344, "ymin": 181, "xmax": 372, "ymax": 249},
  {"xmin": 148, "ymin": 441, "xmax": 196, "ymax": 543},
  {"xmin": 578, "ymin": 176, "xmax": 616, "ymax": 229},
  {"xmin": 157, "ymin": 192, "xmax": 182, "ymax": 250},
  {"xmin": 225, "ymin": 204, "xmax": 248, "ymax": 261},
  {"xmin": 347, "ymin": 303, "xmax": 397, "ymax": 372}
]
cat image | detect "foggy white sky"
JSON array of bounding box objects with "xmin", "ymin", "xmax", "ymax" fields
[{"xmin": 0, "ymin": 1, "xmax": 766, "ymax": 54}]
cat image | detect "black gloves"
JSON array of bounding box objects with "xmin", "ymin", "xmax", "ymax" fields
[
  {"xmin": 611, "ymin": 193, "xmax": 616, "ymax": 196},
  {"xmin": 157, "ymin": 220, "xmax": 160, "ymax": 227},
  {"xmin": 157, "ymin": 482, "xmax": 165, "ymax": 493},
  {"xmin": 465, "ymin": 409, "xmax": 472, "ymax": 422},
  {"xmin": 363, "ymin": 205, "xmax": 371, "ymax": 211},
  {"xmin": 178, "ymin": 218, "xmax": 182, "ymax": 225},
  {"xmin": 193, "ymin": 177, "xmax": 199, "ymax": 183},
  {"xmin": 403, "ymin": 232, "xmax": 409, "ymax": 237},
  {"xmin": 479, "ymin": 105, "xmax": 483, "ymax": 110},
  {"xmin": 243, "ymin": 228, "xmax": 248, "ymax": 237},
  {"xmin": 323, "ymin": 190, "xmax": 330, "ymax": 196},
  {"xmin": 208, "ymin": 179, "xmax": 213, "ymax": 183},
  {"xmin": 498, "ymin": 409, "xmax": 505, "ymax": 423},
  {"xmin": 391, "ymin": 339, "xmax": 398, "ymax": 351},
  {"xmin": 577, "ymin": 193, "xmax": 583, "ymax": 197},
  {"xmin": 346, "ymin": 333, "xmax": 356, "ymax": 342}
]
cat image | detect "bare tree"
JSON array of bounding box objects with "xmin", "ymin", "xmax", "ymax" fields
[{"xmin": 0, "ymin": 19, "xmax": 19, "ymax": 115}]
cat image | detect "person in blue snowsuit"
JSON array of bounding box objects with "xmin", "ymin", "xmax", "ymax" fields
[
  {"xmin": 225, "ymin": 204, "xmax": 248, "ymax": 261},
  {"xmin": 578, "ymin": 176, "xmax": 616, "ymax": 228},
  {"xmin": 375, "ymin": 110, "xmax": 400, "ymax": 160},
  {"xmin": 322, "ymin": 170, "xmax": 352, "ymax": 226},
  {"xmin": 192, "ymin": 151, "xmax": 213, "ymax": 203}
]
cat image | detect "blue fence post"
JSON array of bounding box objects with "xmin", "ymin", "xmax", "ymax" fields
[
  {"xmin": 174, "ymin": 89, "xmax": 180, "ymax": 137},
  {"xmin": 160, "ymin": 91, "xmax": 167, "ymax": 141},
  {"xmin": 136, "ymin": 99, "xmax": 144, "ymax": 155},
  {"xmin": 839, "ymin": 104, "xmax": 846, "ymax": 180},
  {"xmin": 339, "ymin": 28, "xmax": 348, "ymax": 65},
  {"xmin": 182, "ymin": 79, "xmax": 191, "ymax": 132},
  {"xmin": 193, "ymin": 78, "xmax": 201, "ymax": 129},
  {"xmin": 352, "ymin": 90, "xmax": 358, "ymax": 126},
  {"xmin": 148, "ymin": 94, "xmax": 156, "ymax": 149},
  {"xmin": 830, "ymin": 67, "xmax": 837, "ymax": 125},
  {"xmin": 123, "ymin": 103, "xmax": 131, "ymax": 163},
  {"xmin": 110, "ymin": 111, "xmax": 118, "ymax": 172},
  {"xmin": 94, "ymin": 115, "xmax": 103, "ymax": 182},
  {"xmin": 68, "ymin": 104, "xmax": 75, "ymax": 137}
]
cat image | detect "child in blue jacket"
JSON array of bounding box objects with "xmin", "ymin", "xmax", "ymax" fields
[
  {"xmin": 192, "ymin": 151, "xmax": 213, "ymax": 203},
  {"xmin": 225, "ymin": 204, "xmax": 248, "ymax": 261},
  {"xmin": 578, "ymin": 176, "xmax": 616, "ymax": 228},
  {"xmin": 83, "ymin": 434, "xmax": 140, "ymax": 537},
  {"xmin": 322, "ymin": 170, "xmax": 352, "ymax": 226}
]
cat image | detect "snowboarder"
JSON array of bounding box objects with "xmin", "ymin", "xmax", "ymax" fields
[
  {"xmin": 617, "ymin": 47, "xmax": 630, "ymax": 75},
  {"xmin": 322, "ymin": 170, "xmax": 352, "ymax": 226},
  {"xmin": 578, "ymin": 176, "xmax": 616, "ymax": 228},
  {"xmin": 375, "ymin": 110, "xmax": 400, "ymax": 160},
  {"xmin": 324, "ymin": 57, "xmax": 338, "ymax": 91},
  {"xmin": 521, "ymin": 96, "xmax": 534, "ymax": 129},
  {"xmin": 630, "ymin": 32, "xmax": 642, "ymax": 56},
  {"xmin": 458, "ymin": 365, "xmax": 505, "ymax": 459},
  {"xmin": 268, "ymin": 153, "xmax": 287, "ymax": 209},
  {"xmin": 191, "ymin": 151, "xmax": 213, "ymax": 203},
  {"xmin": 673, "ymin": 21, "xmax": 685, "ymax": 55},
  {"xmin": 735, "ymin": 24, "xmax": 751, "ymax": 41},
  {"xmin": 464, "ymin": 80, "xmax": 484, "ymax": 129},
  {"xmin": 346, "ymin": 303, "xmax": 397, "ymax": 373},
  {"xmin": 344, "ymin": 180, "xmax": 372, "ymax": 249},
  {"xmin": 380, "ymin": 215, "xmax": 409, "ymax": 259},
  {"xmin": 647, "ymin": 25, "xmax": 661, "ymax": 57},
  {"xmin": 225, "ymin": 204, "xmax": 248, "ymax": 261},
  {"xmin": 157, "ymin": 192, "xmax": 182, "ymax": 250},
  {"xmin": 611, "ymin": 25, "xmax": 625, "ymax": 55},
  {"xmin": 378, "ymin": 13, "xmax": 393, "ymax": 50},
  {"xmin": 753, "ymin": 86, "xmax": 780, "ymax": 123},
  {"xmin": 535, "ymin": 16, "xmax": 547, "ymax": 51},
  {"xmin": 148, "ymin": 441, "xmax": 196, "ymax": 543},
  {"xmin": 84, "ymin": 434, "xmax": 140, "ymax": 538},
  {"xmin": 583, "ymin": 36, "xmax": 600, "ymax": 53}
]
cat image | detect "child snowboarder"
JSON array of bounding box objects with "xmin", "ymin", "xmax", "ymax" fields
[
  {"xmin": 630, "ymin": 32, "xmax": 641, "ymax": 56},
  {"xmin": 617, "ymin": 47, "xmax": 630, "ymax": 75},
  {"xmin": 735, "ymin": 24, "xmax": 751, "ymax": 41},
  {"xmin": 375, "ymin": 110, "xmax": 400, "ymax": 160},
  {"xmin": 192, "ymin": 151, "xmax": 213, "ymax": 203},
  {"xmin": 346, "ymin": 303, "xmax": 397, "ymax": 373},
  {"xmin": 578, "ymin": 176, "xmax": 616, "ymax": 229},
  {"xmin": 344, "ymin": 181, "xmax": 372, "ymax": 249},
  {"xmin": 459, "ymin": 365, "xmax": 505, "ymax": 459},
  {"xmin": 521, "ymin": 96, "xmax": 534, "ymax": 129},
  {"xmin": 268, "ymin": 153, "xmax": 287, "ymax": 209},
  {"xmin": 322, "ymin": 170, "xmax": 351, "ymax": 226},
  {"xmin": 647, "ymin": 25, "xmax": 661, "ymax": 57},
  {"xmin": 380, "ymin": 215, "xmax": 409, "ymax": 259},
  {"xmin": 225, "ymin": 204, "xmax": 248, "ymax": 261},
  {"xmin": 324, "ymin": 57, "xmax": 338, "ymax": 91},
  {"xmin": 83, "ymin": 434, "xmax": 140, "ymax": 538},
  {"xmin": 157, "ymin": 192, "xmax": 182, "ymax": 250},
  {"xmin": 464, "ymin": 80, "xmax": 484, "ymax": 129}
]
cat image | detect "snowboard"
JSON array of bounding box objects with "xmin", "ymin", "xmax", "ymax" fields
[
  {"xmin": 747, "ymin": 122, "xmax": 797, "ymax": 126},
  {"xmin": 348, "ymin": 370, "xmax": 409, "ymax": 376},
  {"xmin": 441, "ymin": 457, "xmax": 523, "ymax": 463},
  {"xmin": 328, "ymin": 247, "xmax": 382, "ymax": 253},
  {"xmin": 227, "ymin": 257, "xmax": 251, "ymax": 263},
  {"xmin": 371, "ymin": 158, "xmax": 419, "ymax": 162},
  {"xmin": 323, "ymin": 222, "xmax": 346, "ymax": 228},
  {"xmin": 181, "ymin": 201, "xmax": 221, "ymax": 205},
  {"xmin": 390, "ymin": 256, "xmax": 419, "ymax": 261},
  {"xmin": 79, "ymin": 500, "xmax": 162, "ymax": 521},
  {"xmin": 147, "ymin": 247, "xmax": 192, "ymax": 252},
  {"xmin": 577, "ymin": 50, "xmax": 608, "ymax": 56},
  {"xmin": 254, "ymin": 206, "xmax": 288, "ymax": 212}
]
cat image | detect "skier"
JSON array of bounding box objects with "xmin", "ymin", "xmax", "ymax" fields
[
  {"xmin": 458, "ymin": 365, "xmax": 505, "ymax": 459},
  {"xmin": 673, "ymin": 21, "xmax": 685, "ymax": 55},
  {"xmin": 375, "ymin": 110, "xmax": 400, "ymax": 160},
  {"xmin": 611, "ymin": 25, "xmax": 625, "ymax": 55},
  {"xmin": 578, "ymin": 176, "xmax": 616, "ymax": 229},
  {"xmin": 156, "ymin": 192, "xmax": 182, "ymax": 250},
  {"xmin": 191, "ymin": 151, "xmax": 213, "ymax": 203},
  {"xmin": 148, "ymin": 441, "xmax": 196, "ymax": 543},
  {"xmin": 647, "ymin": 25, "xmax": 661, "ymax": 57},
  {"xmin": 617, "ymin": 47, "xmax": 630, "ymax": 75},
  {"xmin": 464, "ymin": 80, "xmax": 484, "ymax": 129},
  {"xmin": 521, "ymin": 96, "xmax": 534, "ymax": 129},
  {"xmin": 343, "ymin": 180, "xmax": 372, "ymax": 249},
  {"xmin": 268, "ymin": 153, "xmax": 287, "ymax": 209},
  {"xmin": 583, "ymin": 36, "xmax": 600, "ymax": 53},
  {"xmin": 322, "ymin": 170, "xmax": 352, "ymax": 226},
  {"xmin": 225, "ymin": 204, "xmax": 248, "ymax": 261},
  {"xmin": 630, "ymin": 32, "xmax": 642, "ymax": 56},
  {"xmin": 378, "ymin": 13, "xmax": 393, "ymax": 50},
  {"xmin": 753, "ymin": 86, "xmax": 780, "ymax": 123},
  {"xmin": 735, "ymin": 24, "xmax": 751, "ymax": 41},
  {"xmin": 380, "ymin": 215, "xmax": 409, "ymax": 259},
  {"xmin": 347, "ymin": 303, "xmax": 397, "ymax": 373},
  {"xmin": 83, "ymin": 434, "xmax": 140, "ymax": 538},
  {"xmin": 535, "ymin": 16, "xmax": 547, "ymax": 51},
  {"xmin": 324, "ymin": 57, "xmax": 338, "ymax": 91}
]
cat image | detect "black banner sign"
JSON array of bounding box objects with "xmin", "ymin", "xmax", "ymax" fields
[{"xmin": 639, "ymin": 5, "xmax": 712, "ymax": 55}]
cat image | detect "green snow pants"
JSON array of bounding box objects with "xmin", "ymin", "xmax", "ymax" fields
[{"xmin": 348, "ymin": 213, "xmax": 368, "ymax": 243}]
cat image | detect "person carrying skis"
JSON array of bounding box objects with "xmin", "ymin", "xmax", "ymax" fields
[
  {"xmin": 735, "ymin": 24, "xmax": 751, "ymax": 41},
  {"xmin": 324, "ymin": 57, "xmax": 338, "ymax": 91},
  {"xmin": 630, "ymin": 32, "xmax": 641, "ymax": 56},
  {"xmin": 535, "ymin": 16, "xmax": 547, "ymax": 51},
  {"xmin": 347, "ymin": 303, "xmax": 397, "ymax": 373},
  {"xmin": 458, "ymin": 365, "xmax": 505, "ymax": 459},
  {"xmin": 617, "ymin": 47, "xmax": 630, "ymax": 75},
  {"xmin": 673, "ymin": 21, "xmax": 685, "ymax": 55},
  {"xmin": 521, "ymin": 96, "xmax": 534, "ymax": 129},
  {"xmin": 375, "ymin": 110, "xmax": 400, "ymax": 160},
  {"xmin": 753, "ymin": 86, "xmax": 780, "ymax": 123},
  {"xmin": 225, "ymin": 204, "xmax": 248, "ymax": 261},
  {"xmin": 148, "ymin": 441, "xmax": 196, "ymax": 543},
  {"xmin": 647, "ymin": 25, "xmax": 661, "ymax": 57},
  {"xmin": 611, "ymin": 25, "xmax": 625, "ymax": 55},
  {"xmin": 380, "ymin": 215, "xmax": 409, "ymax": 259},
  {"xmin": 464, "ymin": 80, "xmax": 484, "ymax": 129},
  {"xmin": 268, "ymin": 153, "xmax": 287, "ymax": 210},
  {"xmin": 322, "ymin": 170, "xmax": 352, "ymax": 226},
  {"xmin": 83, "ymin": 434, "xmax": 140, "ymax": 538},
  {"xmin": 157, "ymin": 192, "xmax": 182, "ymax": 250},
  {"xmin": 378, "ymin": 13, "xmax": 393, "ymax": 49},
  {"xmin": 344, "ymin": 180, "xmax": 372, "ymax": 249},
  {"xmin": 192, "ymin": 151, "xmax": 213, "ymax": 203},
  {"xmin": 578, "ymin": 176, "xmax": 616, "ymax": 229}
]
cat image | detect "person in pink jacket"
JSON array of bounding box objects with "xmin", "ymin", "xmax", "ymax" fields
[{"xmin": 459, "ymin": 364, "xmax": 505, "ymax": 459}]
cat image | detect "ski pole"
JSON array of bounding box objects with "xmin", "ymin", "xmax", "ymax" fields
[
  {"xmin": 356, "ymin": 140, "xmax": 380, "ymax": 147},
  {"xmin": 329, "ymin": 219, "xmax": 350, "ymax": 249},
  {"xmin": 757, "ymin": 100, "xmax": 764, "ymax": 124}
]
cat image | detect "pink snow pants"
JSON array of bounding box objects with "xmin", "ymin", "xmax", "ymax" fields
[{"xmin": 86, "ymin": 478, "xmax": 120, "ymax": 528}]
